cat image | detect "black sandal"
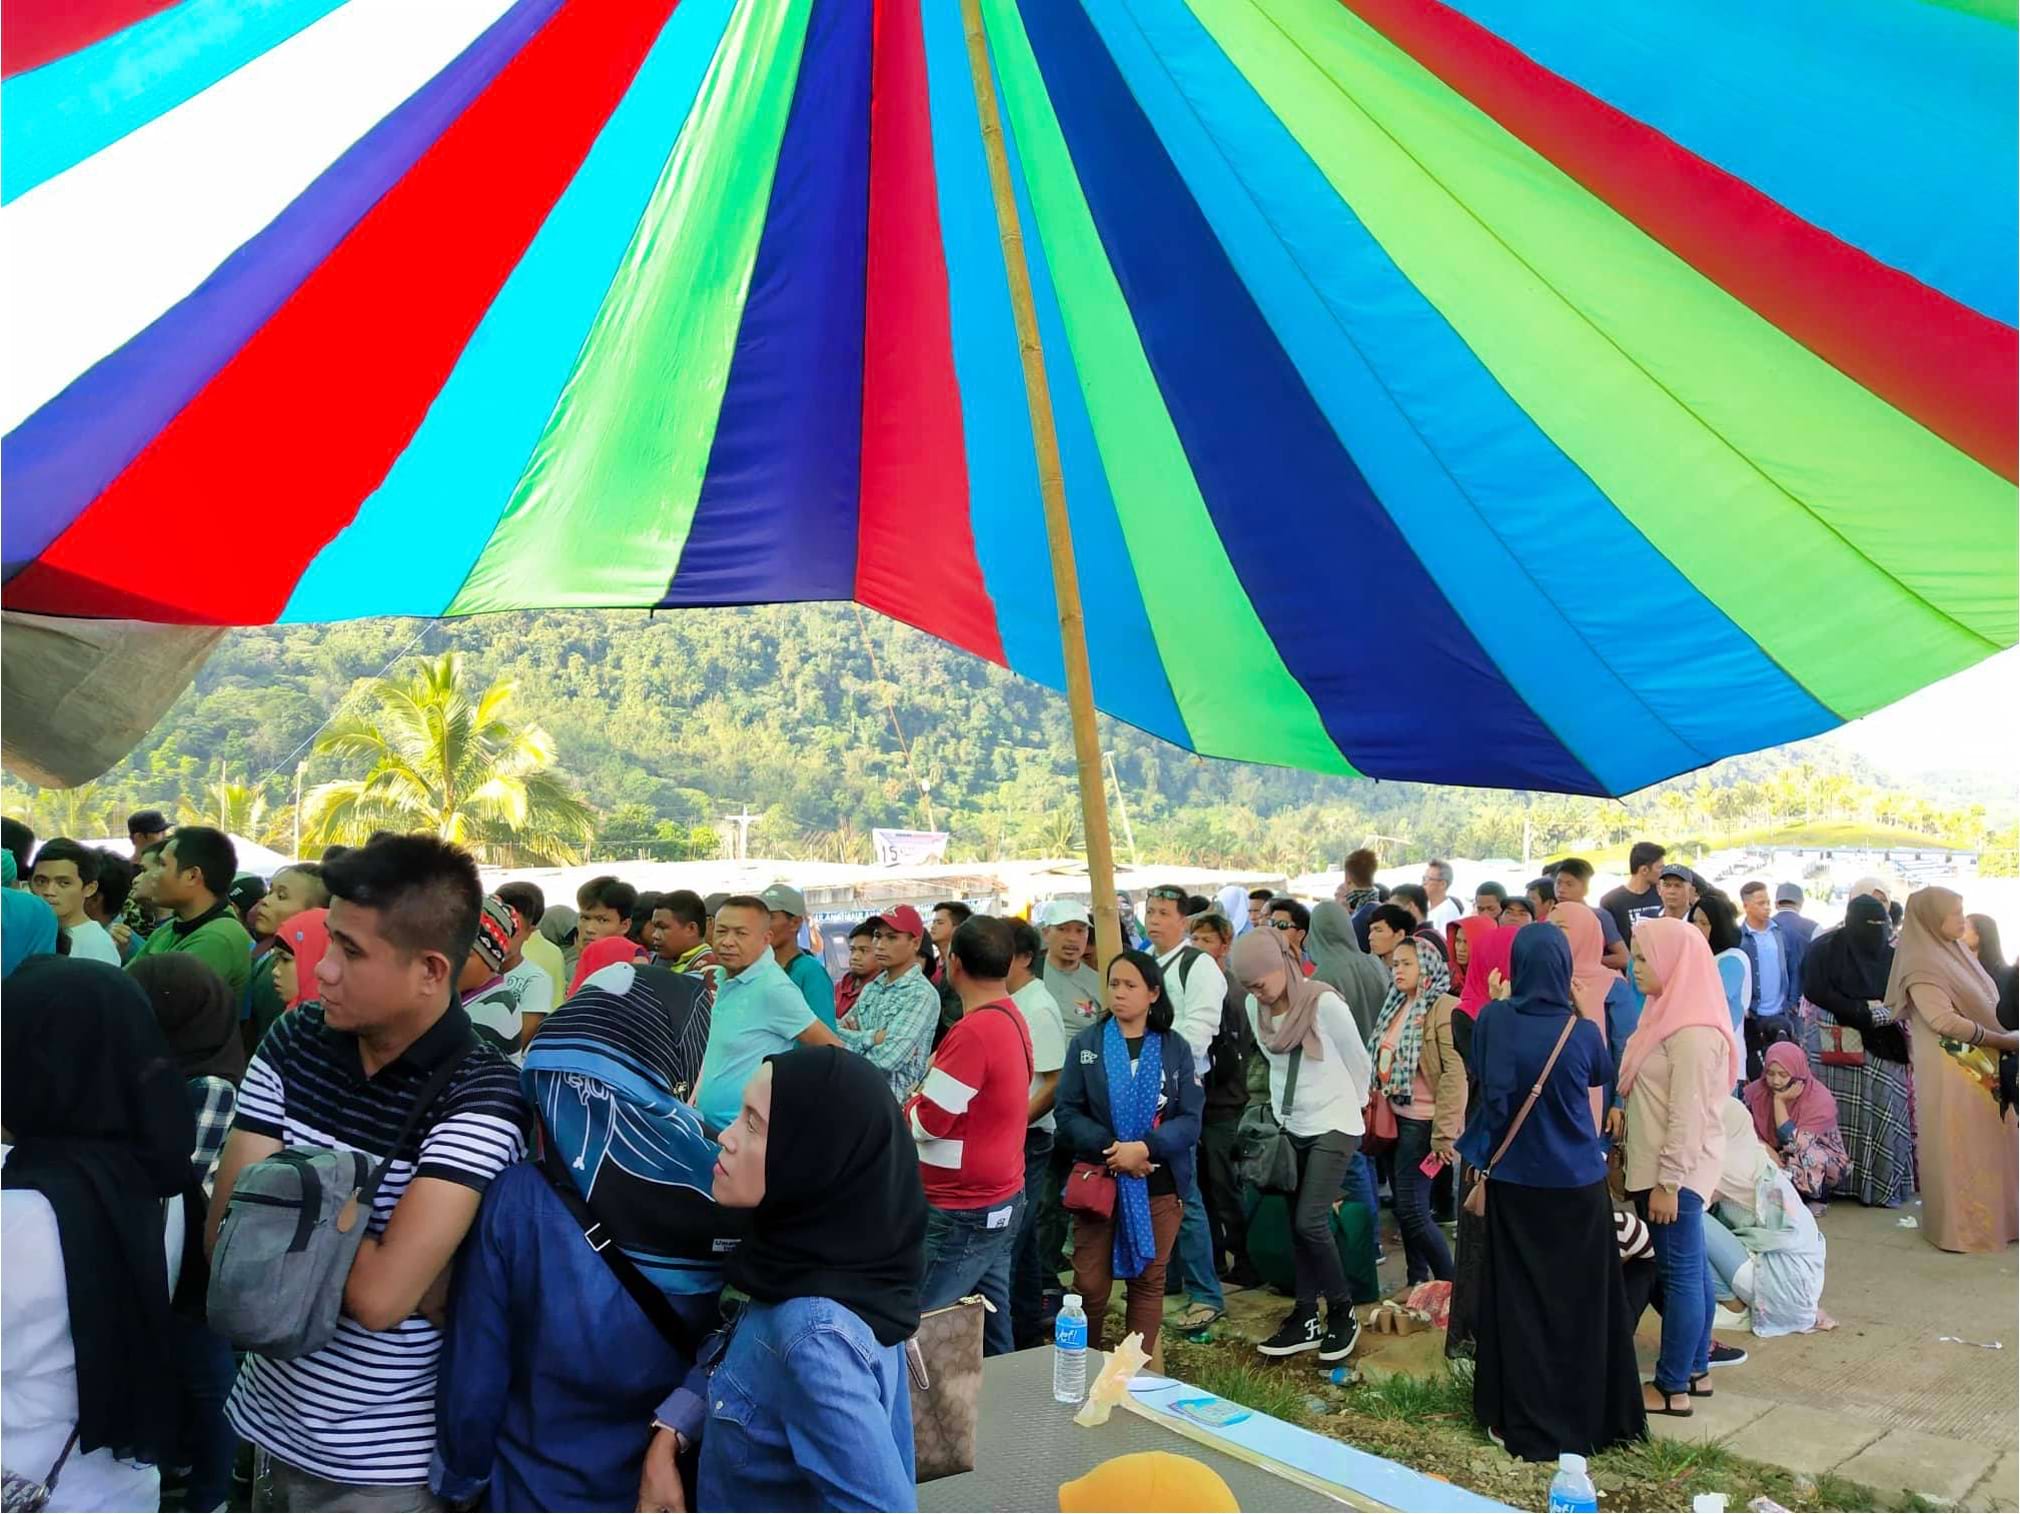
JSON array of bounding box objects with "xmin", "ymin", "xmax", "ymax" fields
[
  {"xmin": 1642, "ymin": 1384, "xmax": 1693, "ymax": 1418},
  {"xmin": 1688, "ymin": 1374, "xmax": 1714, "ymax": 1398}
]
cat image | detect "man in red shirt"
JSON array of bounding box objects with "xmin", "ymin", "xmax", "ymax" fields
[{"xmin": 905, "ymin": 915, "xmax": 1033, "ymax": 1357}]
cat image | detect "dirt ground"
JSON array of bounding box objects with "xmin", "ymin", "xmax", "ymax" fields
[{"xmin": 1131, "ymin": 1197, "xmax": 2016, "ymax": 1511}]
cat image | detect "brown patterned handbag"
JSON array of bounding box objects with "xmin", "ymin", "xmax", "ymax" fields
[{"xmin": 906, "ymin": 1294, "xmax": 986, "ymax": 1483}]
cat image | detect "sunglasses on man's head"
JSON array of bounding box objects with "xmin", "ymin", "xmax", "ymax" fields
[{"xmin": 1146, "ymin": 886, "xmax": 1187, "ymax": 903}]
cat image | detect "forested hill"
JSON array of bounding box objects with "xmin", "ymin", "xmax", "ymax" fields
[{"xmin": 6, "ymin": 606, "xmax": 2008, "ymax": 870}]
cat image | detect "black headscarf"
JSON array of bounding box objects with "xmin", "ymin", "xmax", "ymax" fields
[
  {"xmin": 2, "ymin": 958, "xmax": 196, "ymax": 1465},
  {"xmin": 130, "ymin": 952, "xmax": 247, "ymax": 1085},
  {"xmin": 1805, "ymin": 896, "xmax": 1894, "ymax": 1003},
  {"xmin": 722, "ymin": 1045, "xmax": 926, "ymax": 1347},
  {"xmin": 1802, "ymin": 896, "xmax": 1905, "ymax": 1063}
]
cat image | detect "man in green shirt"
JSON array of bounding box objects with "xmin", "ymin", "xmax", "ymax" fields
[{"xmin": 128, "ymin": 825, "xmax": 253, "ymax": 999}]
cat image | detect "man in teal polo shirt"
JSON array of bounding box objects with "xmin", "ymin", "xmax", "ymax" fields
[
  {"xmin": 760, "ymin": 882, "xmax": 837, "ymax": 1031},
  {"xmin": 126, "ymin": 825, "xmax": 253, "ymax": 997},
  {"xmin": 693, "ymin": 894, "xmax": 841, "ymax": 1132}
]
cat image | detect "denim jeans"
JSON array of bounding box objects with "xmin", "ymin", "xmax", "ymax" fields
[
  {"xmin": 170, "ymin": 1314, "xmax": 240, "ymax": 1512},
  {"xmin": 1391, "ymin": 1116, "xmax": 1454, "ymax": 1283},
  {"xmin": 1009, "ymin": 1128, "xmax": 1055, "ymax": 1349},
  {"xmin": 1174, "ymin": 1174, "xmax": 1226, "ymax": 1312},
  {"xmin": 920, "ymin": 1194, "xmax": 1025, "ymax": 1357},
  {"xmin": 1650, "ymin": 1187, "xmax": 1715, "ymax": 1393},
  {"xmin": 1702, "ymin": 1206, "xmax": 1749, "ymax": 1304}
]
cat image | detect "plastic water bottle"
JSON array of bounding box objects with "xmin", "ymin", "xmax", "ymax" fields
[
  {"xmin": 1547, "ymin": 1453, "xmax": 1598, "ymax": 1513},
  {"xmin": 1053, "ymin": 1294, "xmax": 1088, "ymax": 1403}
]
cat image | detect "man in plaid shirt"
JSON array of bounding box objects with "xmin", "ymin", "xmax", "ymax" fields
[
  {"xmin": 191, "ymin": 1074, "xmax": 235, "ymax": 1189},
  {"xmin": 837, "ymin": 905, "xmax": 942, "ymax": 1100}
]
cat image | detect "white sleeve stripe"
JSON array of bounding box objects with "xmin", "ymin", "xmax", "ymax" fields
[
  {"xmin": 920, "ymin": 1065, "xmax": 978, "ymax": 1114},
  {"xmin": 916, "ymin": 1136, "xmax": 965, "ymax": 1169}
]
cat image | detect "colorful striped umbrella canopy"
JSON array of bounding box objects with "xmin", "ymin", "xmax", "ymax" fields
[{"xmin": 3, "ymin": 0, "xmax": 2014, "ymax": 797}]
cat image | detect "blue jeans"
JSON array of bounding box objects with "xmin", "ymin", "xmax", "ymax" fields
[
  {"xmin": 920, "ymin": 1195, "xmax": 1024, "ymax": 1357},
  {"xmin": 1391, "ymin": 1117, "xmax": 1454, "ymax": 1283},
  {"xmin": 1650, "ymin": 1187, "xmax": 1716, "ymax": 1393},
  {"xmin": 170, "ymin": 1314, "xmax": 239, "ymax": 1511},
  {"xmin": 1702, "ymin": 1207, "xmax": 1749, "ymax": 1304},
  {"xmin": 1174, "ymin": 1174, "xmax": 1226, "ymax": 1312},
  {"xmin": 1009, "ymin": 1128, "xmax": 1055, "ymax": 1348}
]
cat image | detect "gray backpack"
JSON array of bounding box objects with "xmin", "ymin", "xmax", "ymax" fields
[{"xmin": 208, "ymin": 1042, "xmax": 468, "ymax": 1359}]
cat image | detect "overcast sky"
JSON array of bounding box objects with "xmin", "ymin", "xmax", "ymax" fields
[{"xmin": 1826, "ymin": 646, "xmax": 2018, "ymax": 779}]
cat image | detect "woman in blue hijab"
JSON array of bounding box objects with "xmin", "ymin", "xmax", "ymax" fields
[
  {"xmin": 434, "ymin": 971, "xmax": 741, "ymax": 1511},
  {"xmin": 1458, "ymin": 925, "xmax": 1645, "ymax": 1461},
  {"xmin": 2, "ymin": 887, "xmax": 60, "ymax": 978}
]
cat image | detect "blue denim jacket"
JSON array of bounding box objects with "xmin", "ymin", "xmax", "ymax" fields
[
  {"xmin": 432, "ymin": 1164, "xmax": 717, "ymax": 1511},
  {"xmin": 662, "ymin": 1296, "xmax": 916, "ymax": 1513}
]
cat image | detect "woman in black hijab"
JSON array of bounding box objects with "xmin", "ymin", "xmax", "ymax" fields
[
  {"xmin": 1802, "ymin": 896, "xmax": 1912, "ymax": 1206},
  {"xmin": 677, "ymin": 1046, "xmax": 927, "ymax": 1513},
  {"xmin": 2, "ymin": 958, "xmax": 195, "ymax": 1504},
  {"xmin": 127, "ymin": 953, "xmax": 246, "ymax": 1514}
]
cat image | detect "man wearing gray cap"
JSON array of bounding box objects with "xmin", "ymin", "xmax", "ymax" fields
[
  {"xmin": 1773, "ymin": 883, "xmax": 1817, "ymax": 948},
  {"xmin": 762, "ymin": 882, "xmax": 837, "ymax": 1031}
]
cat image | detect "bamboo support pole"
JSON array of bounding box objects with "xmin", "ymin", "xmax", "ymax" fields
[{"xmin": 959, "ymin": 0, "xmax": 1125, "ymax": 968}]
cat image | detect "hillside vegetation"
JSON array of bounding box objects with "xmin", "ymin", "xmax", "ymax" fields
[{"xmin": 5, "ymin": 606, "xmax": 2012, "ymax": 874}]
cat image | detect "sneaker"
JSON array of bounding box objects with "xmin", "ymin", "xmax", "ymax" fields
[
  {"xmin": 1707, "ymin": 1339, "xmax": 1749, "ymax": 1368},
  {"xmin": 1257, "ymin": 1307, "xmax": 1325, "ymax": 1357},
  {"xmin": 1711, "ymin": 1304, "xmax": 1752, "ymax": 1332},
  {"xmin": 1318, "ymin": 1311, "xmax": 1361, "ymax": 1363}
]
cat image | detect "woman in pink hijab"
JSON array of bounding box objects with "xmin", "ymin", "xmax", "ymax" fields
[
  {"xmin": 1741, "ymin": 1043, "xmax": 1848, "ymax": 1207},
  {"xmin": 1620, "ymin": 917, "xmax": 1742, "ymax": 1417},
  {"xmin": 1444, "ymin": 920, "xmax": 1520, "ymax": 1364}
]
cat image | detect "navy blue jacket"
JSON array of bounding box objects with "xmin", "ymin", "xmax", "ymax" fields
[
  {"xmin": 1055, "ymin": 1018, "xmax": 1203, "ymax": 1197},
  {"xmin": 1738, "ymin": 917, "xmax": 1806, "ymax": 1018},
  {"xmin": 434, "ymin": 1163, "xmax": 718, "ymax": 1511}
]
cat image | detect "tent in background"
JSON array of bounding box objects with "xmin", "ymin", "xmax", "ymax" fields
[{"xmin": 2, "ymin": 0, "xmax": 2013, "ymax": 796}]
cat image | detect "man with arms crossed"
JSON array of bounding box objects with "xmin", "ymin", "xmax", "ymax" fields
[{"xmin": 208, "ymin": 836, "xmax": 530, "ymax": 1510}]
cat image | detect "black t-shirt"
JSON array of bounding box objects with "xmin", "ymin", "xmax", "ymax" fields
[{"xmin": 1599, "ymin": 884, "xmax": 1662, "ymax": 945}]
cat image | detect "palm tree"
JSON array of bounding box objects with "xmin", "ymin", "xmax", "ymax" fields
[
  {"xmin": 301, "ymin": 653, "xmax": 594, "ymax": 865},
  {"xmin": 178, "ymin": 770, "xmax": 273, "ymax": 840},
  {"xmin": 10, "ymin": 777, "xmax": 118, "ymax": 841}
]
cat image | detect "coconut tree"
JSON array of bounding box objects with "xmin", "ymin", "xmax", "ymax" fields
[
  {"xmin": 302, "ymin": 653, "xmax": 594, "ymax": 865},
  {"xmin": 177, "ymin": 770, "xmax": 274, "ymax": 841}
]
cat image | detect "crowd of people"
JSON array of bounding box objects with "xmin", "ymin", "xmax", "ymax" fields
[{"xmin": 2, "ymin": 812, "xmax": 2015, "ymax": 1510}]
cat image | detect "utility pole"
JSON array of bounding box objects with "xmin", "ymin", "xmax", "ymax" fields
[
  {"xmin": 293, "ymin": 760, "xmax": 306, "ymax": 859},
  {"xmin": 1103, "ymin": 750, "xmax": 1139, "ymax": 868},
  {"xmin": 724, "ymin": 806, "xmax": 759, "ymax": 862}
]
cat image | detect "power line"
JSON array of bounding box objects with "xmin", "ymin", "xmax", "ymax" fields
[{"xmin": 252, "ymin": 619, "xmax": 437, "ymax": 792}]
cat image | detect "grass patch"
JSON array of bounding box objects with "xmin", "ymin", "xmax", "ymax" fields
[
  {"xmin": 1178, "ymin": 1353, "xmax": 1321, "ymax": 1429},
  {"xmin": 1352, "ymin": 1366, "xmax": 1474, "ymax": 1424},
  {"xmin": 1163, "ymin": 1334, "xmax": 1924, "ymax": 1513}
]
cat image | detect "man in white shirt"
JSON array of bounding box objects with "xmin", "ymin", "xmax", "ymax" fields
[
  {"xmin": 1005, "ymin": 919, "xmax": 1067, "ymax": 1349},
  {"xmin": 1143, "ymin": 885, "xmax": 1228, "ymax": 1331},
  {"xmin": 1421, "ymin": 860, "xmax": 1464, "ymax": 931},
  {"xmin": 29, "ymin": 838, "xmax": 122, "ymax": 965}
]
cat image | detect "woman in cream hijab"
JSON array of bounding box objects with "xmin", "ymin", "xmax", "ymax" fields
[{"xmin": 1886, "ymin": 888, "xmax": 2018, "ymax": 1253}]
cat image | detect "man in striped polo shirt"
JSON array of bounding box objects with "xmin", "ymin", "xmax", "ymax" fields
[{"xmin": 207, "ymin": 836, "xmax": 529, "ymax": 1511}]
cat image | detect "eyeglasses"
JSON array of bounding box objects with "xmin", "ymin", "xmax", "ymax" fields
[{"xmin": 1269, "ymin": 919, "xmax": 1295, "ymax": 931}]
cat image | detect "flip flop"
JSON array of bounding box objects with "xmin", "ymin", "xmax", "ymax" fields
[{"xmin": 1642, "ymin": 1385, "xmax": 1693, "ymax": 1418}]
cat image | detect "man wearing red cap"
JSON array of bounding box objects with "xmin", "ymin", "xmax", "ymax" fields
[{"xmin": 836, "ymin": 904, "xmax": 941, "ymax": 1101}]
